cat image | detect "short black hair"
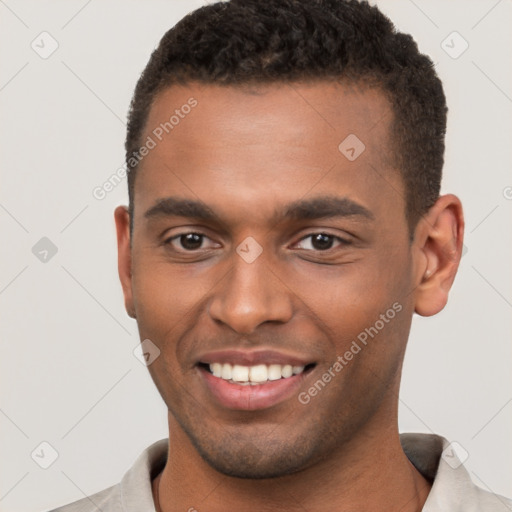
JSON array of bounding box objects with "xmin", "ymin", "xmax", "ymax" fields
[{"xmin": 125, "ymin": 0, "xmax": 447, "ymax": 235}]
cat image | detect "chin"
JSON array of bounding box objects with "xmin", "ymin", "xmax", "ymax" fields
[
  {"xmin": 198, "ymin": 446, "xmax": 312, "ymax": 479},
  {"xmin": 188, "ymin": 428, "xmax": 321, "ymax": 479}
]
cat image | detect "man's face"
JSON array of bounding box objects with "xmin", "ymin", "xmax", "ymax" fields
[{"xmin": 121, "ymin": 82, "xmax": 418, "ymax": 477}]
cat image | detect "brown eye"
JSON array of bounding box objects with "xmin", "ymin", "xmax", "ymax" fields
[
  {"xmin": 310, "ymin": 233, "xmax": 334, "ymax": 250},
  {"xmin": 295, "ymin": 233, "xmax": 350, "ymax": 251},
  {"xmin": 165, "ymin": 232, "xmax": 212, "ymax": 252},
  {"xmin": 178, "ymin": 233, "xmax": 204, "ymax": 250}
]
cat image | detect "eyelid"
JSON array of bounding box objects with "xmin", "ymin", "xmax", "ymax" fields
[
  {"xmin": 163, "ymin": 230, "xmax": 221, "ymax": 251},
  {"xmin": 291, "ymin": 231, "xmax": 353, "ymax": 250},
  {"xmin": 162, "ymin": 225, "xmax": 217, "ymax": 242}
]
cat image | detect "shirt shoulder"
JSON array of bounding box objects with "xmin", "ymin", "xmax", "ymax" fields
[
  {"xmin": 44, "ymin": 438, "xmax": 168, "ymax": 512},
  {"xmin": 469, "ymin": 486, "xmax": 512, "ymax": 511},
  {"xmin": 400, "ymin": 432, "xmax": 512, "ymax": 512},
  {"xmin": 46, "ymin": 484, "xmax": 122, "ymax": 512}
]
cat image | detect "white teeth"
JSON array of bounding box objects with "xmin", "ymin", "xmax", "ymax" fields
[
  {"xmin": 232, "ymin": 365, "xmax": 249, "ymax": 382},
  {"xmin": 221, "ymin": 363, "xmax": 232, "ymax": 380},
  {"xmin": 208, "ymin": 362, "xmax": 307, "ymax": 384},
  {"xmin": 249, "ymin": 364, "xmax": 268, "ymax": 383},
  {"xmin": 281, "ymin": 364, "xmax": 293, "ymax": 378},
  {"xmin": 211, "ymin": 362, "xmax": 222, "ymax": 378},
  {"xmin": 267, "ymin": 364, "xmax": 282, "ymax": 381},
  {"xmin": 292, "ymin": 365, "xmax": 305, "ymax": 375}
]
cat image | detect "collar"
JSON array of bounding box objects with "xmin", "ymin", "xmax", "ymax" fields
[{"xmin": 117, "ymin": 434, "xmax": 511, "ymax": 511}]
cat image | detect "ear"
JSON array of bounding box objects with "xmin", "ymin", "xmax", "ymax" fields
[
  {"xmin": 114, "ymin": 205, "xmax": 136, "ymax": 318},
  {"xmin": 412, "ymin": 194, "xmax": 465, "ymax": 317}
]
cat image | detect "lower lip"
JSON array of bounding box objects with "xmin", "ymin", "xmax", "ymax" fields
[{"xmin": 199, "ymin": 367, "xmax": 309, "ymax": 411}]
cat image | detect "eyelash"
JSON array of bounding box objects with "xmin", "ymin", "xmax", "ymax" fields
[
  {"xmin": 164, "ymin": 232, "xmax": 352, "ymax": 253},
  {"xmin": 294, "ymin": 233, "xmax": 352, "ymax": 251}
]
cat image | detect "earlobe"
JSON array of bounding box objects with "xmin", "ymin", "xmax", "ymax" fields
[
  {"xmin": 114, "ymin": 205, "xmax": 136, "ymax": 319},
  {"xmin": 413, "ymin": 194, "xmax": 464, "ymax": 317}
]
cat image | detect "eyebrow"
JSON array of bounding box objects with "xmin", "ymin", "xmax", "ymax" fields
[
  {"xmin": 282, "ymin": 196, "xmax": 374, "ymax": 221},
  {"xmin": 145, "ymin": 197, "xmax": 217, "ymax": 221},
  {"xmin": 144, "ymin": 195, "xmax": 374, "ymax": 224}
]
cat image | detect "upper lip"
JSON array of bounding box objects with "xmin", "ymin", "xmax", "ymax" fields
[{"xmin": 197, "ymin": 349, "xmax": 314, "ymax": 367}]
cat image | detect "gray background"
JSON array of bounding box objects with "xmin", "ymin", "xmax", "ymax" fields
[{"xmin": 1, "ymin": 1, "xmax": 511, "ymax": 510}]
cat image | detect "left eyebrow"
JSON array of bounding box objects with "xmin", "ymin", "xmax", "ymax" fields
[{"xmin": 279, "ymin": 196, "xmax": 375, "ymax": 222}]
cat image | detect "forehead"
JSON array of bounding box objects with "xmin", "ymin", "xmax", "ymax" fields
[
  {"xmin": 143, "ymin": 80, "xmax": 393, "ymax": 151},
  {"xmin": 133, "ymin": 81, "xmax": 404, "ymax": 228}
]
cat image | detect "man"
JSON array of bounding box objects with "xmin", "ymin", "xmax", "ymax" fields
[{"xmin": 49, "ymin": 0, "xmax": 511, "ymax": 510}]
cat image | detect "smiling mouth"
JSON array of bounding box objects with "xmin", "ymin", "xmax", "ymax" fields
[{"xmin": 198, "ymin": 362, "xmax": 316, "ymax": 385}]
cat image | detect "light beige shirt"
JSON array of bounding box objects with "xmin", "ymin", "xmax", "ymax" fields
[{"xmin": 47, "ymin": 433, "xmax": 512, "ymax": 511}]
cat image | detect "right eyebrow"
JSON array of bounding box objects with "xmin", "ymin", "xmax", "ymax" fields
[{"xmin": 144, "ymin": 197, "xmax": 217, "ymax": 221}]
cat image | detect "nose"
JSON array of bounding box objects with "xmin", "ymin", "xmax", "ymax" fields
[{"xmin": 208, "ymin": 250, "xmax": 294, "ymax": 335}]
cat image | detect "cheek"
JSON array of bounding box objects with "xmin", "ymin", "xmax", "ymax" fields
[
  {"xmin": 287, "ymin": 254, "xmax": 411, "ymax": 354},
  {"xmin": 130, "ymin": 257, "xmax": 211, "ymax": 340},
  {"xmin": 286, "ymin": 261, "xmax": 390, "ymax": 320}
]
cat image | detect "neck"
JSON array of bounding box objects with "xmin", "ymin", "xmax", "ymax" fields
[{"xmin": 153, "ymin": 414, "xmax": 432, "ymax": 512}]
